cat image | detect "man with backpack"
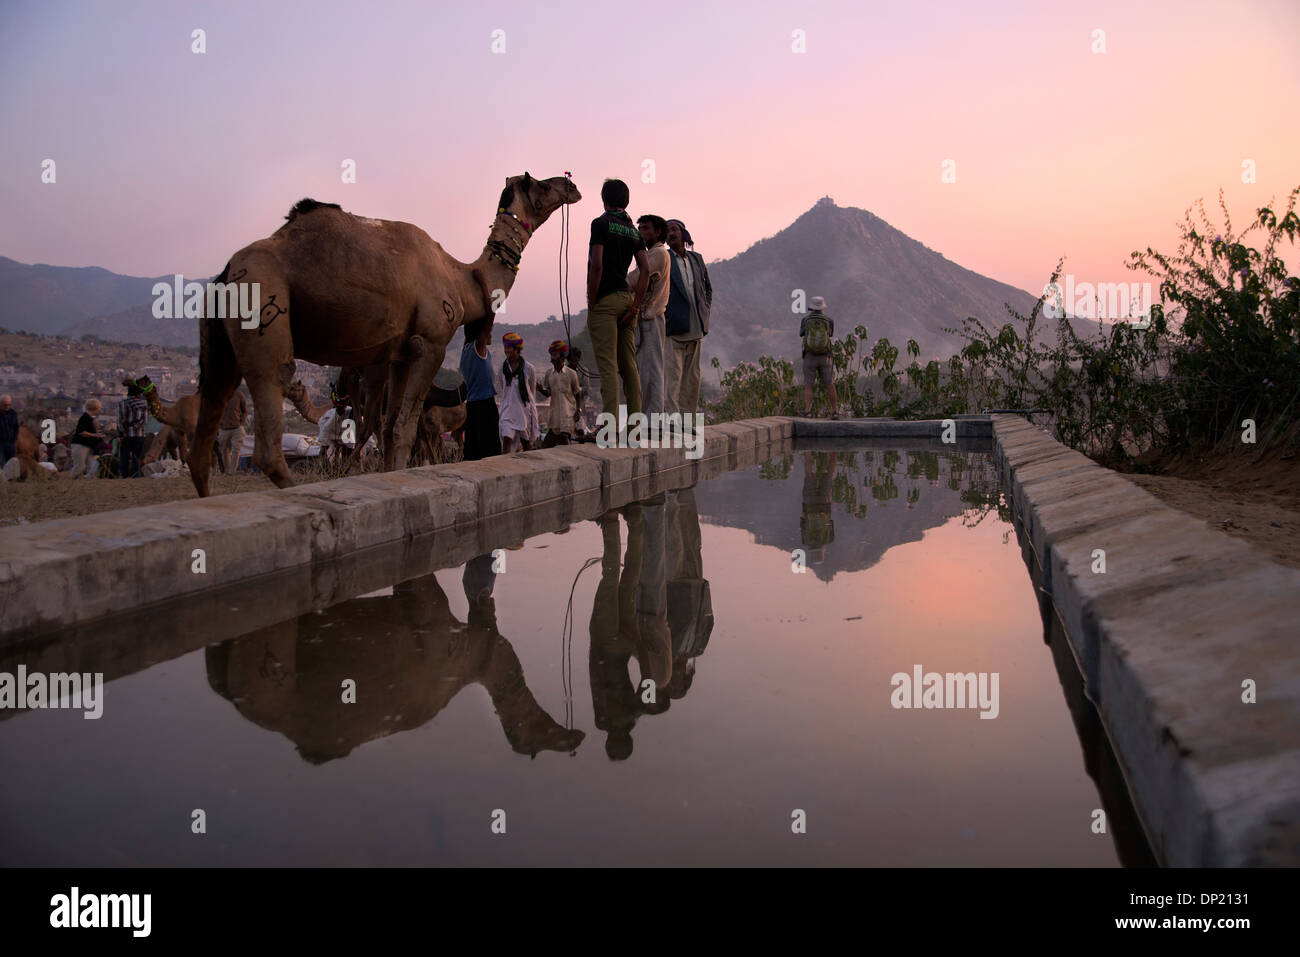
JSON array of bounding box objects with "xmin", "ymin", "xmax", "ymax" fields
[{"xmin": 800, "ymin": 296, "xmax": 839, "ymax": 419}]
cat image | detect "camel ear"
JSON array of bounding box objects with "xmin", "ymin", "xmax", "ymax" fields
[{"xmin": 522, "ymin": 171, "xmax": 533, "ymax": 189}]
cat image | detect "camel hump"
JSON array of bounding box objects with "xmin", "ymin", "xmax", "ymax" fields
[{"xmin": 285, "ymin": 198, "xmax": 343, "ymax": 221}]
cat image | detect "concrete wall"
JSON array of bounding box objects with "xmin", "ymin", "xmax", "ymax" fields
[
  {"xmin": 990, "ymin": 415, "xmax": 1300, "ymax": 866},
  {"xmin": 0, "ymin": 418, "xmax": 793, "ymax": 639}
]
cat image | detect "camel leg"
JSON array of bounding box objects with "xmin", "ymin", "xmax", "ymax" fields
[
  {"xmin": 387, "ymin": 347, "xmax": 446, "ymax": 472},
  {"xmin": 190, "ymin": 336, "xmax": 241, "ymax": 498},
  {"xmin": 247, "ymin": 373, "xmax": 295, "ymax": 488},
  {"xmin": 227, "ymin": 262, "xmax": 296, "ymax": 489},
  {"xmin": 349, "ymin": 364, "xmax": 387, "ymax": 470}
]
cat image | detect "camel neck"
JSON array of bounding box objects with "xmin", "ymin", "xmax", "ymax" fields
[{"xmin": 471, "ymin": 212, "xmax": 532, "ymax": 307}]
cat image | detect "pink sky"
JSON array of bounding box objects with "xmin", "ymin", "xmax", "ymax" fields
[{"xmin": 2, "ymin": 0, "xmax": 1297, "ymax": 325}]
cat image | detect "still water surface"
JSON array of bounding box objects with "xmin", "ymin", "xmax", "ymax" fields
[{"xmin": 0, "ymin": 448, "xmax": 1127, "ymax": 865}]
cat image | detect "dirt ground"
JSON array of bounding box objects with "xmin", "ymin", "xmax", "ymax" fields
[
  {"xmin": 0, "ymin": 463, "xmax": 353, "ymax": 527},
  {"xmin": 1118, "ymin": 437, "xmax": 1300, "ymax": 570}
]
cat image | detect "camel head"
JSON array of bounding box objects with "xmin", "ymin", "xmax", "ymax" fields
[
  {"xmin": 124, "ymin": 375, "xmax": 155, "ymax": 395},
  {"xmin": 497, "ymin": 172, "xmax": 581, "ymax": 230}
]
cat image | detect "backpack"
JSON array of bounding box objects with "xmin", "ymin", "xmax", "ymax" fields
[{"xmin": 803, "ymin": 313, "xmax": 832, "ymax": 355}]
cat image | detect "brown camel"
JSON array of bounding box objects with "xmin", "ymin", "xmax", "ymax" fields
[
  {"xmin": 130, "ymin": 376, "xmax": 200, "ymax": 460},
  {"xmin": 189, "ymin": 172, "xmax": 580, "ymax": 496},
  {"xmin": 15, "ymin": 424, "xmax": 39, "ymax": 459},
  {"xmin": 143, "ymin": 425, "xmax": 181, "ymax": 465}
]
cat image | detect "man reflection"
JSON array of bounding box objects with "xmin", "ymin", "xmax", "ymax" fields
[
  {"xmin": 663, "ymin": 486, "xmax": 714, "ymax": 704},
  {"xmin": 801, "ymin": 451, "xmax": 837, "ymax": 567},
  {"xmin": 589, "ymin": 502, "xmax": 672, "ymax": 760},
  {"xmin": 205, "ymin": 559, "xmax": 583, "ymax": 763}
]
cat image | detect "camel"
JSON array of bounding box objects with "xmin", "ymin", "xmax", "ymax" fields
[
  {"xmin": 143, "ymin": 425, "xmax": 182, "ymax": 465},
  {"xmin": 189, "ymin": 172, "xmax": 581, "ymax": 496},
  {"xmin": 130, "ymin": 376, "xmax": 201, "ymax": 460},
  {"xmin": 15, "ymin": 424, "xmax": 39, "ymax": 459}
]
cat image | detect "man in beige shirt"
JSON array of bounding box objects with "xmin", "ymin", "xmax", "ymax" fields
[
  {"xmin": 627, "ymin": 214, "xmax": 672, "ymax": 416},
  {"xmin": 539, "ymin": 340, "xmax": 584, "ymax": 447}
]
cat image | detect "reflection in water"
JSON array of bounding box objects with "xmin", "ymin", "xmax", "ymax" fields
[
  {"xmin": 204, "ymin": 484, "xmax": 716, "ymax": 767},
  {"xmin": 205, "ymin": 561, "xmax": 585, "ymax": 763},
  {"xmin": 589, "ymin": 487, "xmax": 714, "ymax": 759},
  {"xmin": 0, "ymin": 448, "xmax": 1156, "ymax": 866},
  {"xmin": 719, "ymin": 448, "xmax": 1012, "ymax": 583}
]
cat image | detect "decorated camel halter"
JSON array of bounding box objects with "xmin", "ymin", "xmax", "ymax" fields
[{"xmin": 486, "ymin": 207, "xmax": 533, "ymax": 274}]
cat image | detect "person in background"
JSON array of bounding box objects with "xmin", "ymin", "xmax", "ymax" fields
[
  {"xmin": 459, "ymin": 314, "xmax": 501, "ymax": 460},
  {"xmin": 566, "ymin": 347, "xmax": 593, "ymax": 436},
  {"xmin": 663, "ymin": 219, "xmax": 713, "ymax": 423},
  {"xmin": 0, "ymin": 395, "xmax": 18, "ymax": 466},
  {"xmin": 538, "ymin": 340, "xmax": 583, "ymax": 447},
  {"xmin": 117, "ymin": 381, "xmax": 148, "ymax": 478},
  {"xmin": 799, "ymin": 296, "xmax": 839, "ymax": 419},
  {"xmin": 218, "ymin": 387, "xmax": 250, "ymax": 474},
  {"xmin": 497, "ymin": 331, "xmax": 539, "ymax": 453},
  {"xmin": 317, "ymin": 388, "xmax": 354, "ymax": 464},
  {"xmin": 587, "ymin": 178, "xmax": 650, "ymax": 425},
  {"xmin": 71, "ymin": 398, "xmax": 105, "ymax": 478},
  {"xmin": 627, "ymin": 214, "xmax": 672, "ymax": 417}
]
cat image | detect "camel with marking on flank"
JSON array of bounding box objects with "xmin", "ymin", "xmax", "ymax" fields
[{"xmin": 189, "ymin": 172, "xmax": 580, "ymax": 496}]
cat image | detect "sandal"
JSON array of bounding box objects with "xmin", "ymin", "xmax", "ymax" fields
[
  {"xmin": 830, "ymin": 411, "xmax": 840, "ymax": 420},
  {"xmin": 800, "ymin": 408, "xmax": 814, "ymax": 418}
]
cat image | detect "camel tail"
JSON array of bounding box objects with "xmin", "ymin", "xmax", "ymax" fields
[{"xmin": 199, "ymin": 261, "xmax": 237, "ymax": 400}]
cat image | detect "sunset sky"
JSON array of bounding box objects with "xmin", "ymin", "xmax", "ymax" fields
[{"xmin": 2, "ymin": 0, "xmax": 1297, "ymax": 324}]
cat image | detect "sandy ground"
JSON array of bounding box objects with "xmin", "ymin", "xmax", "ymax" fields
[
  {"xmin": 1117, "ymin": 434, "xmax": 1300, "ymax": 569},
  {"xmin": 1122, "ymin": 472, "xmax": 1300, "ymax": 569},
  {"xmin": 0, "ymin": 465, "xmax": 351, "ymax": 527}
]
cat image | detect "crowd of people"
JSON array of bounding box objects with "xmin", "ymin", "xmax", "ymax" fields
[{"xmin": 458, "ymin": 177, "xmax": 722, "ymax": 460}]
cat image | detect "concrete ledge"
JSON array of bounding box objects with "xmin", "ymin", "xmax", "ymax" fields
[
  {"xmin": 0, "ymin": 420, "xmax": 785, "ymax": 637},
  {"xmin": 795, "ymin": 415, "xmax": 992, "ymax": 440},
  {"xmin": 992, "ymin": 414, "xmax": 1300, "ymax": 866}
]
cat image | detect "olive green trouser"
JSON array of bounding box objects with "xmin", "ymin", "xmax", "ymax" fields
[{"xmin": 588, "ymin": 292, "xmax": 641, "ymax": 420}]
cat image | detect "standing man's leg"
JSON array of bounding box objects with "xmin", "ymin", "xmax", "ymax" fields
[
  {"xmin": 637, "ymin": 315, "xmax": 666, "ymax": 417},
  {"xmin": 664, "ymin": 341, "xmax": 685, "ymax": 416},
  {"xmin": 679, "ymin": 339, "xmax": 702, "ymax": 420},
  {"xmin": 588, "ymin": 294, "xmax": 624, "ymax": 420},
  {"xmin": 613, "ymin": 294, "xmax": 641, "ymax": 418}
]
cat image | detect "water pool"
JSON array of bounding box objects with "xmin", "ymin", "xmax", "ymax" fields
[{"xmin": 0, "ymin": 445, "xmax": 1149, "ymax": 866}]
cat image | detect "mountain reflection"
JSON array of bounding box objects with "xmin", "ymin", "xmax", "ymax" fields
[{"xmin": 700, "ymin": 449, "xmax": 1009, "ymax": 581}]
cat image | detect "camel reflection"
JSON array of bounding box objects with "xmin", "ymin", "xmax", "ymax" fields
[
  {"xmin": 590, "ymin": 486, "xmax": 713, "ymax": 760},
  {"xmin": 206, "ymin": 554, "xmax": 584, "ymax": 763}
]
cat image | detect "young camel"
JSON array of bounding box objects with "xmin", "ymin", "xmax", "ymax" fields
[{"xmin": 189, "ymin": 173, "xmax": 581, "ymax": 496}]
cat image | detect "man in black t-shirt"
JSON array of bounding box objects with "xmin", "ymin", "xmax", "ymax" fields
[{"xmin": 587, "ymin": 179, "xmax": 650, "ymax": 422}]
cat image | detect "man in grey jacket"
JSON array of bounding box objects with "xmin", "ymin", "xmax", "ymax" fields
[{"xmin": 663, "ymin": 219, "xmax": 712, "ymax": 421}]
